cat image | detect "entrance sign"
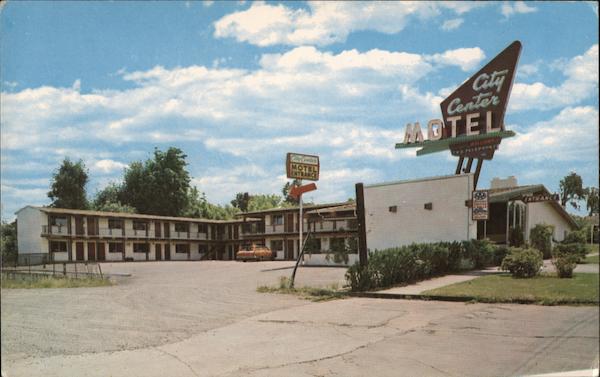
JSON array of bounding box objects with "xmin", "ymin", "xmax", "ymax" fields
[
  {"xmin": 286, "ymin": 153, "xmax": 320, "ymax": 181},
  {"xmin": 472, "ymin": 190, "xmax": 489, "ymax": 221},
  {"xmin": 396, "ymin": 41, "xmax": 521, "ymax": 157},
  {"xmin": 522, "ymin": 193, "xmax": 559, "ymax": 203}
]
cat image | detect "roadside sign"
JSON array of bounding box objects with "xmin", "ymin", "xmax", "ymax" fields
[
  {"xmin": 286, "ymin": 153, "xmax": 319, "ymax": 181},
  {"xmin": 472, "ymin": 190, "xmax": 489, "ymax": 221}
]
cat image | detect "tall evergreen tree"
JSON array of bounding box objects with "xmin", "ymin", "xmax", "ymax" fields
[{"xmin": 48, "ymin": 158, "xmax": 89, "ymax": 209}]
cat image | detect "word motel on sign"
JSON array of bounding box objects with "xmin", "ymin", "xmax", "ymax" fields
[{"xmin": 403, "ymin": 111, "xmax": 503, "ymax": 144}]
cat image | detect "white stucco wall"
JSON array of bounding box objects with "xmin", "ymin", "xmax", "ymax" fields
[
  {"xmin": 364, "ymin": 174, "xmax": 477, "ymax": 251},
  {"xmin": 526, "ymin": 201, "xmax": 574, "ymax": 242},
  {"xmin": 16, "ymin": 206, "xmax": 46, "ymax": 254}
]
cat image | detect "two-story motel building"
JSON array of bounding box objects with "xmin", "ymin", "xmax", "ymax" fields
[{"xmin": 15, "ymin": 202, "xmax": 357, "ymax": 264}]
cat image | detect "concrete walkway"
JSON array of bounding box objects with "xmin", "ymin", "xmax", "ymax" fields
[{"xmin": 376, "ymin": 267, "xmax": 502, "ymax": 295}]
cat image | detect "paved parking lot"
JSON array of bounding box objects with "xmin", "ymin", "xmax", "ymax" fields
[{"xmin": 2, "ymin": 261, "xmax": 598, "ymax": 377}]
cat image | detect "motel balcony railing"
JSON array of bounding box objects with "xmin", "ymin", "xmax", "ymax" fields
[
  {"xmin": 124, "ymin": 229, "xmax": 150, "ymax": 238},
  {"xmin": 41, "ymin": 225, "xmax": 71, "ymax": 236},
  {"xmin": 98, "ymin": 228, "xmax": 125, "ymax": 237}
]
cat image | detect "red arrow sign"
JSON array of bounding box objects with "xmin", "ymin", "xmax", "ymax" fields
[{"xmin": 289, "ymin": 183, "xmax": 317, "ymax": 199}]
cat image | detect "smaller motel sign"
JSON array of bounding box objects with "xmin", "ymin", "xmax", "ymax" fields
[
  {"xmin": 472, "ymin": 190, "xmax": 489, "ymax": 221},
  {"xmin": 286, "ymin": 153, "xmax": 320, "ymax": 181}
]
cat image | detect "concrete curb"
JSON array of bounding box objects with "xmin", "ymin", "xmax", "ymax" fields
[{"xmin": 347, "ymin": 291, "xmax": 599, "ymax": 305}]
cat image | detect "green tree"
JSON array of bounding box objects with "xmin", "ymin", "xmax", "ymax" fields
[
  {"xmin": 559, "ymin": 172, "xmax": 585, "ymax": 209},
  {"xmin": 48, "ymin": 158, "xmax": 89, "ymax": 209},
  {"xmin": 121, "ymin": 148, "xmax": 191, "ymax": 216},
  {"xmin": 1, "ymin": 220, "xmax": 18, "ymax": 264},
  {"xmin": 184, "ymin": 187, "xmax": 240, "ymax": 220},
  {"xmin": 282, "ymin": 179, "xmax": 302, "ymax": 205},
  {"xmin": 231, "ymin": 192, "xmax": 251, "ymax": 212},
  {"xmin": 247, "ymin": 194, "xmax": 282, "ymax": 211},
  {"xmin": 92, "ymin": 183, "xmax": 136, "ymax": 213},
  {"xmin": 585, "ymin": 187, "xmax": 599, "ymax": 216}
]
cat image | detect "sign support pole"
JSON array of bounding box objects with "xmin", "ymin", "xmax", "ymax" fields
[{"xmin": 299, "ymin": 180, "xmax": 302, "ymax": 261}]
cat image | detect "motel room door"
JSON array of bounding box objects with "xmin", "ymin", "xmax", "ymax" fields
[
  {"xmin": 165, "ymin": 244, "xmax": 171, "ymax": 260},
  {"xmin": 76, "ymin": 242, "xmax": 84, "ymax": 261},
  {"xmin": 87, "ymin": 242, "xmax": 96, "ymax": 261},
  {"xmin": 97, "ymin": 243, "xmax": 106, "ymax": 261},
  {"xmin": 155, "ymin": 244, "xmax": 162, "ymax": 261},
  {"xmin": 286, "ymin": 240, "xmax": 294, "ymax": 260}
]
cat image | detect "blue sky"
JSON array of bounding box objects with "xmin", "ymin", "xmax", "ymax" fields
[{"xmin": 1, "ymin": 1, "xmax": 598, "ymax": 220}]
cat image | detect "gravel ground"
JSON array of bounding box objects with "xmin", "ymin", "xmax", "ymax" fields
[{"xmin": 1, "ymin": 261, "xmax": 347, "ymax": 362}]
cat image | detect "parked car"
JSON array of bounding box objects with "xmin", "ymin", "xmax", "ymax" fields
[{"xmin": 236, "ymin": 245, "xmax": 274, "ymax": 262}]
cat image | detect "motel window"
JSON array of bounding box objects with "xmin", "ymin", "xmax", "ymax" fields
[
  {"xmin": 330, "ymin": 238, "xmax": 346, "ymax": 252},
  {"xmin": 133, "ymin": 221, "xmax": 147, "ymax": 231},
  {"xmin": 175, "ymin": 244, "xmax": 190, "ymax": 253},
  {"xmin": 271, "ymin": 240, "xmax": 284, "ymax": 251},
  {"xmin": 133, "ymin": 243, "xmax": 149, "ymax": 253},
  {"xmin": 175, "ymin": 223, "xmax": 188, "ymax": 233},
  {"xmin": 508, "ymin": 202, "xmax": 527, "ymax": 232},
  {"xmin": 108, "ymin": 243, "xmax": 124, "ymax": 253},
  {"xmin": 305, "ymin": 238, "xmax": 321, "ymax": 254},
  {"xmin": 347, "ymin": 219, "xmax": 358, "ymax": 230},
  {"xmin": 50, "ymin": 216, "xmax": 68, "ymax": 227},
  {"xmin": 50, "ymin": 241, "xmax": 68, "ymax": 253},
  {"xmin": 108, "ymin": 219, "xmax": 123, "ymax": 229},
  {"xmin": 199, "ymin": 244, "xmax": 208, "ymax": 253},
  {"xmin": 272, "ymin": 215, "xmax": 284, "ymax": 225},
  {"xmin": 197, "ymin": 223, "xmax": 208, "ymax": 233}
]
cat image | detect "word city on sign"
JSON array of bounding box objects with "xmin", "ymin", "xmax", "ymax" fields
[
  {"xmin": 286, "ymin": 153, "xmax": 320, "ymax": 181},
  {"xmin": 398, "ymin": 41, "xmax": 522, "ymax": 160}
]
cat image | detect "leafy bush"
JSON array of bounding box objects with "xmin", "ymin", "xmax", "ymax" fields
[
  {"xmin": 500, "ymin": 247, "xmax": 543, "ymax": 278},
  {"xmin": 553, "ymin": 243, "xmax": 586, "ymax": 264},
  {"xmin": 530, "ymin": 224, "xmax": 554, "ymax": 259},
  {"xmin": 563, "ymin": 230, "xmax": 587, "ymax": 244},
  {"xmin": 345, "ymin": 240, "xmax": 495, "ymax": 291},
  {"xmin": 493, "ymin": 245, "xmax": 509, "ymax": 266},
  {"xmin": 462, "ymin": 239, "xmax": 494, "ymax": 269},
  {"xmin": 552, "ymin": 254, "xmax": 578, "ymax": 278}
]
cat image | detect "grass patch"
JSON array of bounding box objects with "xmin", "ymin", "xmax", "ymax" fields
[
  {"xmin": 586, "ymin": 244, "xmax": 599, "ymax": 254},
  {"xmin": 1, "ymin": 274, "xmax": 112, "ymax": 289},
  {"xmin": 257, "ymin": 276, "xmax": 346, "ymax": 302},
  {"xmin": 423, "ymin": 273, "xmax": 599, "ymax": 305},
  {"xmin": 584, "ymin": 254, "xmax": 599, "ymax": 264}
]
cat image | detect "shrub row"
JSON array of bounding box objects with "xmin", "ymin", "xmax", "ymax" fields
[{"xmin": 345, "ymin": 240, "xmax": 495, "ymax": 291}]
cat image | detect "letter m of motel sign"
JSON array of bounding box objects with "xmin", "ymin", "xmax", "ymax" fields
[{"xmin": 286, "ymin": 153, "xmax": 319, "ymax": 181}]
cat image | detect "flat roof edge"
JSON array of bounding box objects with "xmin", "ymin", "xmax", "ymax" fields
[{"xmin": 364, "ymin": 173, "xmax": 474, "ymax": 189}]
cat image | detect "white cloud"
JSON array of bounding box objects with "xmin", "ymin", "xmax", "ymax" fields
[
  {"xmin": 499, "ymin": 106, "xmax": 599, "ymax": 161},
  {"xmin": 214, "ymin": 1, "xmax": 485, "ymax": 47},
  {"xmin": 510, "ymin": 45, "xmax": 598, "ymax": 111},
  {"xmin": 501, "ymin": 1, "xmax": 537, "ymax": 18},
  {"xmin": 3, "ymin": 44, "xmax": 597, "ymax": 210},
  {"xmin": 441, "ymin": 18, "xmax": 463, "ymax": 31},
  {"xmin": 426, "ymin": 47, "xmax": 486, "ymax": 71},
  {"xmin": 92, "ymin": 159, "xmax": 128, "ymax": 174}
]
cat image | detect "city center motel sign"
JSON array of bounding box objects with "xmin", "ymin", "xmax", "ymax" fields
[{"xmin": 396, "ymin": 41, "xmax": 522, "ymax": 190}]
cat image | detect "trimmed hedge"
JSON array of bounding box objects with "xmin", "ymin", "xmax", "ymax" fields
[{"xmin": 345, "ymin": 239, "xmax": 496, "ymax": 291}]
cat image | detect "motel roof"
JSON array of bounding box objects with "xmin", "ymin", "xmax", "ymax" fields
[
  {"xmin": 235, "ymin": 202, "xmax": 351, "ymax": 217},
  {"xmin": 16, "ymin": 206, "xmax": 261, "ymax": 224},
  {"xmin": 487, "ymin": 185, "xmax": 578, "ymax": 228}
]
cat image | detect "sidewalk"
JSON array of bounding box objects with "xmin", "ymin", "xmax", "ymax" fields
[{"xmin": 375, "ymin": 267, "xmax": 502, "ymax": 295}]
